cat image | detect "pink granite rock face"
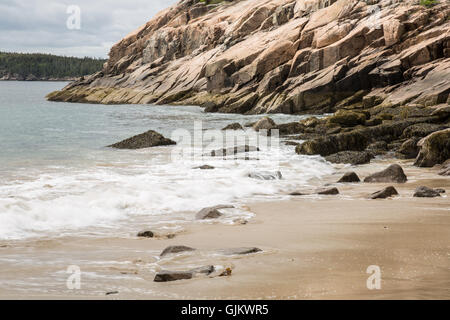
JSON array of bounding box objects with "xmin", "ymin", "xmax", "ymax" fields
[{"xmin": 47, "ymin": 0, "xmax": 450, "ymax": 115}]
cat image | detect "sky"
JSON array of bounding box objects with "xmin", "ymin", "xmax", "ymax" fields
[{"xmin": 0, "ymin": 0, "xmax": 178, "ymax": 58}]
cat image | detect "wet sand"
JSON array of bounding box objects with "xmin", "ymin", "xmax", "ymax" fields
[{"xmin": 0, "ymin": 160, "xmax": 449, "ymax": 299}]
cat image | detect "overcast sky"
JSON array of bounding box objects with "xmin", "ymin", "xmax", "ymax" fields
[{"xmin": 0, "ymin": 0, "xmax": 178, "ymax": 58}]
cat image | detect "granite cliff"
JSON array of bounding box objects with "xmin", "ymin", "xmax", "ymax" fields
[{"xmin": 47, "ymin": 0, "xmax": 450, "ymax": 115}]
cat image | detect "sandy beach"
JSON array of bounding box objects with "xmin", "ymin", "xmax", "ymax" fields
[{"xmin": 0, "ymin": 160, "xmax": 448, "ymax": 300}]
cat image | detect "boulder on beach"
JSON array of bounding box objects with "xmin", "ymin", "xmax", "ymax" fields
[
  {"xmin": 364, "ymin": 164, "xmax": 407, "ymax": 183},
  {"xmin": 154, "ymin": 265, "xmax": 215, "ymax": 282},
  {"xmin": 137, "ymin": 230, "xmax": 154, "ymax": 238},
  {"xmin": 316, "ymin": 187, "xmax": 339, "ymax": 195},
  {"xmin": 160, "ymin": 245, "xmax": 196, "ymax": 257},
  {"xmin": 413, "ymin": 186, "xmax": 442, "ymax": 198},
  {"xmin": 337, "ymin": 172, "xmax": 361, "ymax": 183},
  {"xmin": 325, "ymin": 151, "xmax": 373, "ymax": 165},
  {"xmin": 248, "ymin": 171, "xmax": 282, "ymax": 180},
  {"xmin": 414, "ymin": 129, "xmax": 450, "ymax": 167},
  {"xmin": 195, "ymin": 205, "xmax": 234, "ymax": 220},
  {"xmin": 108, "ymin": 130, "xmax": 176, "ymax": 149},
  {"xmin": 154, "ymin": 270, "xmax": 193, "ymax": 282},
  {"xmin": 222, "ymin": 123, "xmax": 244, "ymax": 131},
  {"xmin": 370, "ymin": 186, "xmax": 399, "ymax": 199},
  {"xmin": 218, "ymin": 247, "xmax": 262, "ymax": 255}
]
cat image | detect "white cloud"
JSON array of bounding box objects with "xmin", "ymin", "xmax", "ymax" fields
[{"xmin": 0, "ymin": 0, "xmax": 178, "ymax": 58}]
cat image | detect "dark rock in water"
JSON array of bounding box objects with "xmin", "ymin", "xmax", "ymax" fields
[
  {"xmin": 154, "ymin": 270, "xmax": 193, "ymax": 282},
  {"xmin": 105, "ymin": 291, "xmax": 119, "ymax": 296},
  {"xmin": 415, "ymin": 129, "xmax": 450, "ymax": 167},
  {"xmin": 208, "ymin": 145, "xmax": 259, "ymax": 157},
  {"xmin": 413, "ymin": 186, "xmax": 441, "ymax": 198},
  {"xmin": 248, "ymin": 171, "xmax": 282, "ymax": 180},
  {"xmin": 397, "ymin": 137, "xmax": 420, "ymax": 159},
  {"xmin": 337, "ymin": 172, "xmax": 361, "ymax": 183},
  {"xmin": 137, "ymin": 230, "xmax": 154, "ymax": 238},
  {"xmin": 252, "ymin": 117, "xmax": 276, "ymax": 131},
  {"xmin": 370, "ymin": 186, "xmax": 399, "ymax": 199},
  {"xmin": 108, "ymin": 130, "xmax": 176, "ymax": 149},
  {"xmin": 222, "ymin": 123, "xmax": 244, "ymax": 130},
  {"xmin": 364, "ymin": 164, "xmax": 407, "ymax": 183},
  {"xmin": 160, "ymin": 245, "xmax": 196, "ymax": 257},
  {"xmin": 325, "ymin": 151, "xmax": 373, "ymax": 165},
  {"xmin": 193, "ymin": 165, "xmax": 215, "ymax": 170},
  {"xmin": 154, "ymin": 265, "xmax": 215, "ymax": 282},
  {"xmin": 316, "ymin": 187, "xmax": 339, "ymax": 195},
  {"xmin": 196, "ymin": 205, "xmax": 234, "ymax": 220},
  {"xmin": 219, "ymin": 247, "xmax": 262, "ymax": 255},
  {"xmin": 289, "ymin": 191, "xmax": 308, "ymax": 196},
  {"xmin": 435, "ymin": 188, "xmax": 446, "ymax": 194}
]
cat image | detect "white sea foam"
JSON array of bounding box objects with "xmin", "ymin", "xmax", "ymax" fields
[{"xmin": 0, "ymin": 134, "xmax": 334, "ymax": 240}]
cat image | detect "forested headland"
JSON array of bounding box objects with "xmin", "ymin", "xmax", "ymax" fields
[{"xmin": 0, "ymin": 52, "xmax": 106, "ymax": 81}]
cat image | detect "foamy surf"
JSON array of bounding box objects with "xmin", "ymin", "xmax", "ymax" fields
[{"xmin": 0, "ymin": 139, "xmax": 334, "ymax": 240}]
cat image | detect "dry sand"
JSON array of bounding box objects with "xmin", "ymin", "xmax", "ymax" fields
[{"xmin": 0, "ymin": 160, "xmax": 448, "ymax": 299}]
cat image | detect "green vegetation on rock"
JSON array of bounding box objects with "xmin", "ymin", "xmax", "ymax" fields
[{"xmin": 420, "ymin": 0, "xmax": 438, "ymax": 8}]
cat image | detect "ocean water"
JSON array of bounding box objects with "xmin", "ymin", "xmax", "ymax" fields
[{"xmin": 0, "ymin": 81, "xmax": 335, "ymax": 240}]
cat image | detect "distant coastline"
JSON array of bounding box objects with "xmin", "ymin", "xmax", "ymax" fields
[
  {"xmin": 0, "ymin": 74, "xmax": 77, "ymax": 81},
  {"xmin": 0, "ymin": 51, "xmax": 105, "ymax": 82}
]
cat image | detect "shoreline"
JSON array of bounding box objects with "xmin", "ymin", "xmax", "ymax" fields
[{"xmin": 0, "ymin": 159, "xmax": 448, "ymax": 299}]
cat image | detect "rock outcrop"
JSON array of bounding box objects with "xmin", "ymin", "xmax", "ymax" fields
[
  {"xmin": 108, "ymin": 130, "xmax": 176, "ymax": 149},
  {"xmin": 47, "ymin": 0, "xmax": 450, "ymax": 118},
  {"xmin": 414, "ymin": 128, "xmax": 450, "ymax": 167}
]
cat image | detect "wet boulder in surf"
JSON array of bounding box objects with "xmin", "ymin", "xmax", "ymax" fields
[
  {"xmin": 137, "ymin": 230, "xmax": 154, "ymax": 238},
  {"xmin": 108, "ymin": 130, "xmax": 176, "ymax": 149},
  {"xmin": 160, "ymin": 245, "xmax": 196, "ymax": 256},
  {"xmin": 337, "ymin": 172, "xmax": 361, "ymax": 183},
  {"xmin": 154, "ymin": 265, "xmax": 215, "ymax": 282},
  {"xmin": 370, "ymin": 186, "xmax": 399, "ymax": 199},
  {"xmin": 195, "ymin": 205, "xmax": 234, "ymax": 220},
  {"xmin": 413, "ymin": 186, "xmax": 441, "ymax": 198},
  {"xmin": 316, "ymin": 187, "xmax": 339, "ymax": 195},
  {"xmin": 364, "ymin": 164, "xmax": 407, "ymax": 183}
]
